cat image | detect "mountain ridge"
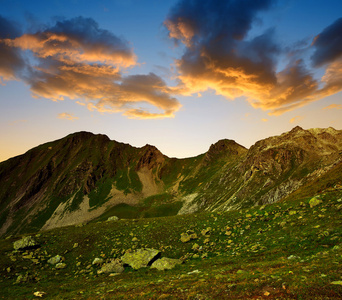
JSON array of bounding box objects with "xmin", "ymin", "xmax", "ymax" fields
[{"xmin": 0, "ymin": 126, "xmax": 341, "ymax": 237}]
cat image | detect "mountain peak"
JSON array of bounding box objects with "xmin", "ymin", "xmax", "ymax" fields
[{"xmin": 205, "ymin": 139, "xmax": 247, "ymax": 161}]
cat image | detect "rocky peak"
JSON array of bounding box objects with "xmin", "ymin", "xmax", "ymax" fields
[
  {"xmin": 65, "ymin": 132, "xmax": 110, "ymax": 145},
  {"xmin": 136, "ymin": 144, "xmax": 165, "ymax": 170},
  {"xmin": 204, "ymin": 139, "xmax": 247, "ymax": 162}
]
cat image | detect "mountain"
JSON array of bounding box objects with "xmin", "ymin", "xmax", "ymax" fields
[{"xmin": 0, "ymin": 126, "xmax": 341, "ymax": 237}]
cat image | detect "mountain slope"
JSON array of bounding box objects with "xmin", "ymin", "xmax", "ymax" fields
[{"xmin": 0, "ymin": 126, "xmax": 341, "ymax": 236}]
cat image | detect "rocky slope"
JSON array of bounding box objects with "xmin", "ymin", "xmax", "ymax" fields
[{"xmin": 0, "ymin": 126, "xmax": 341, "ymax": 236}]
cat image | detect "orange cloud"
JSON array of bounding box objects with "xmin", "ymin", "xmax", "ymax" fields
[
  {"xmin": 0, "ymin": 16, "xmax": 181, "ymax": 119},
  {"xmin": 165, "ymin": 2, "xmax": 342, "ymax": 116},
  {"xmin": 57, "ymin": 112, "xmax": 79, "ymax": 121},
  {"xmin": 5, "ymin": 32, "xmax": 136, "ymax": 68},
  {"xmin": 323, "ymin": 103, "xmax": 342, "ymax": 110},
  {"xmin": 289, "ymin": 116, "xmax": 304, "ymax": 123}
]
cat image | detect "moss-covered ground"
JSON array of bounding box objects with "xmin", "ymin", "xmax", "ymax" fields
[{"xmin": 0, "ymin": 191, "xmax": 341, "ymax": 299}]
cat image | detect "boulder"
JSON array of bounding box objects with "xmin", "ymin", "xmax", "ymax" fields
[
  {"xmin": 47, "ymin": 255, "xmax": 62, "ymax": 265},
  {"xmin": 121, "ymin": 248, "xmax": 160, "ymax": 269},
  {"xmin": 201, "ymin": 227, "xmax": 212, "ymax": 236},
  {"xmin": 151, "ymin": 257, "xmax": 182, "ymax": 270},
  {"xmin": 98, "ymin": 259, "xmax": 124, "ymax": 274},
  {"xmin": 107, "ymin": 216, "xmax": 119, "ymax": 221},
  {"xmin": 180, "ymin": 230, "xmax": 198, "ymax": 243},
  {"xmin": 13, "ymin": 236, "xmax": 39, "ymax": 251},
  {"xmin": 92, "ymin": 258, "xmax": 104, "ymax": 265},
  {"xmin": 55, "ymin": 263, "xmax": 66, "ymax": 269},
  {"xmin": 309, "ymin": 197, "xmax": 322, "ymax": 208}
]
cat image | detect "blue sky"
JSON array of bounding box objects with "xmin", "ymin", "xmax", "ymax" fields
[{"xmin": 1, "ymin": 0, "xmax": 342, "ymax": 162}]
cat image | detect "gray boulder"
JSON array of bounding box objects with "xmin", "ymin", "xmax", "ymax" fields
[
  {"xmin": 56, "ymin": 263, "xmax": 66, "ymax": 269},
  {"xmin": 151, "ymin": 257, "xmax": 182, "ymax": 270},
  {"xmin": 121, "ymin": 248, "xmax": 160, "ymax": 269},
  {"xmin": 13, "ymin": 236, "xmax": 39, "ymax": 251},
  {"xmin": 98, "ymin": 259, "xmax": 124, "ymax": 274},
  {"xmin": 92, "ymin": 257, "xmax": 104, "ymax": 265},
  {"xmin": 180, "ymin": 230, "xmax": 198, "ymax": 243},
  {"xmin": 48, "ymin": 255, "xmax": 62, "ymax": 265}
]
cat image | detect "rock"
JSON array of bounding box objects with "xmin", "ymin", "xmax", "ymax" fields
[
  {"xmin": 47, "ymin": 255, "xmax": 62, "ymax": 265},
  {"xmin": 309, "ymin": 197, "xmax": 322, "ymax": 208},
  {"xmin": 92, "ymin": 258, "xmax": 104, "ymax": 265},
  {"xmin": 180, "ymin": 230, "xmax": 198, "ymax": 243},
  {"xmin": 151, "ymin": 257, "xmax": 182, "ymax": 270},
  {"xmin": 192, "ymin": 243, "xmax": 200, "ymax": 251},
  {"xmin": 33, "ymin": 291, "xmax": 46, "ymax": 297},
  {"xmin": 98, "ymin": 259, "xmax": 124, "ymax": 274},
  {"xmin": 55, "ymin": 263, "xmax": 66, "ymax": 269},
  {"xmin": 107, "ymin": 216, "xmax": 119, "ymax": 221},
  {"xmin": 121, "ymin": 248, "xmax": 160, "ymax": 269},
  {"xmin": 287, "ymin": 255, "xmax": 300, "ymax": 260},
  {"xmin": 13, "ymin": 236, "xmax": 39, "ymax": 251},
  {"xmin": 73, "ymin": 243, "xmax": 78, "ymax": 248},
  {"xmin": 187, "ymin": 269, "xmax": 200, "ymax": 275},
  {"xmin": 201, "ymin": 227, "xmax": 212, "ymax": 236}
]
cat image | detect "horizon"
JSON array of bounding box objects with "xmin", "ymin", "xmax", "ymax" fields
[
  {"xmin": 0, "ymin": 125, "xmax": 338, "ymax": 163},
  {"xmin": 1, "ymin": 0, "xmax": 342, "ymax": 162}
]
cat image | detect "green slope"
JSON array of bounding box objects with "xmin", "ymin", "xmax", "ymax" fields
[{"xmin": 0, "ymin": 190, "xmax": 341, "ymax": 299}]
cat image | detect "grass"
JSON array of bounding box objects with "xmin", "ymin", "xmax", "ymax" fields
[{"xmin": 0, "ymin": 190, "xmax": 341, "ymax": 299}]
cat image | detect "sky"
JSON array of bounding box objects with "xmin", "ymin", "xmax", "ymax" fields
[{"xmin": 1, "ymin": 0, "xmax": 342, "ymax": 162}]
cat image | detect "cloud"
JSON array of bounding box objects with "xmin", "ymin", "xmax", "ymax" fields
[
  {"xmin": 0, "ymin": 16, "xmax": 181, "ymax": 119},
  {"xmin": 323, "ymin": 104, "xmax": 342, "ymax": 110},
  {"xmin": 289, "ymin": 116, "xmax": 304, "ymax": 123},
  {"xmin": 261, "ymin": 118, "xmax": 268, "ymax": 122},
  {"xmin": 57, "ymin": 112, "xmax": 79, "ymax": 121},
  {"xmin": 0, "ymin": 16, "xmax": 26, "ymax": 82},
  {"xmin": 165, "ymin": 1, "xmax": 342, "ymax": 116},
  {"xmin": 311, "ymin": 18, "xmax": 342, "ymax": 67}
]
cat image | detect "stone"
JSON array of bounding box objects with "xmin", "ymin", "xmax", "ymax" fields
[
  {"xmin": 47, "ymin": 255, "xmax": 62, "ymax": 265},
  {"xmin": 287, "ymin": 255, "xmax": 300, "ymax": 260},
  {"xmin": 33, "ymin": 291, "xmax": 46, "ymax": 297},
  {"xmin": 13, "ymin": 236, "xmax": 39, "ymax": 251},
  {"xmin": 151, "ymin": 257, "xmax": 182, "ymax": 270},
  {"xmin": 121, "ymin": 248, "xmax": 160, "ymax": 269},
  {"xmin": 192, "ymin": 243, "xmax": 200, "ymax": 251},
  {"xmin": 92, "ymin": 258, "xmax": 104, "ymax": 265},
  {"xmin": 201, "ymin": 227, "xmax": 212, "ymax": 236},
  {"xmin": 56, "ymin": 263, "xmax": 66, "ymax": 269},
  {"xmin": 98, "ymin": 259, "xmax": 124, "ymax": 274},
  {"xmin": 107, "ymin": 216, "xmax": 119, "ymax": 222},
  {"xmin": 73, "ymin": 243, "xmax": 79, "ymax": 248},
  {"xmin": 309, "ymin": 197, "xmax": 322, "ymax": 208},
  {"xmin": 180, "ymin": 230, "xmax": 198, "ymax": 243}
]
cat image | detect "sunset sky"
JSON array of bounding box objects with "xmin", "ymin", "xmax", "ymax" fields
[{"xmin": 1, "ymin": 0, "xmax": 342, "ymax": 162}]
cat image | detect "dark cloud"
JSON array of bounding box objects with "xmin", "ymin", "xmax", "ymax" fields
[
  {"xmin": 165, "ymin": 0, "xmax": 342, "ymax": 115},
  {"xmin": 311, "ymin": 17, "xmax": 342, "ymax": 67},
  {"xmin": 0, "ymin": 16, "xmax": 26, "ymax": 82}
]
